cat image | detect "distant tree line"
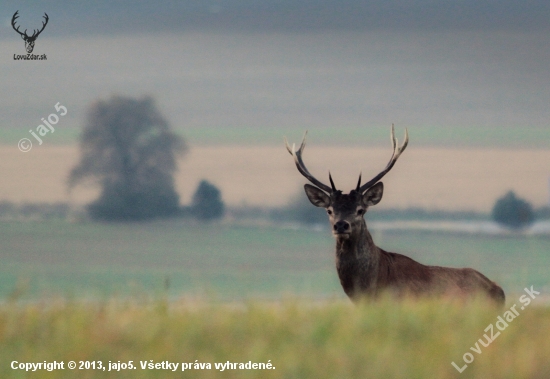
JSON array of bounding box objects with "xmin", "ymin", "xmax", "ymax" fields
[
  {"xmin": 0, "ymin": 201, "xmax": 70, "ymax": 220},
  {"xmin": 8, "ymin": 94, "xmax": 546, "ymax": 229},
  {"xmin": 1, "ymin": 195, "xmax": 548, "ymax": 227},
  {"xmin": 245, "ymin": 189, "xmax": 546, "ymax": 230}
]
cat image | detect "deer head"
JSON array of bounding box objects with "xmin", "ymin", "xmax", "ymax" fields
[
  {"xmin": 285, "ymin": 125, "xmax": 408, "ymax": 238},
  {"xmin": 284, "ymin": 127, "xmax": 508, "ymax": 306},
  {"xmin": 11, "ymin": 11, "xmax": 49, "ymax": 54}
]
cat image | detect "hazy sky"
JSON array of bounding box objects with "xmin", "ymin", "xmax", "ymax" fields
[
  {"xmin": 2, "ymin": 0, "xmax": 549, "ymax": 34},
  {"xmin": 1, "ymin": 1, "xmax": 549, "ymax": 145}
]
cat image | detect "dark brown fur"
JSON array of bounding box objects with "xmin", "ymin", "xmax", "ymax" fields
[
  {"xmin": 306, "ymin": 186, "xmax": 505, "ymax": 306},
  {"xmin": 334, "ymin": 215, "xmax": 505, "ymax": 305},
  {"xmin": 286, "ymin": 127, "xmax": 505, "ymax": 305}
]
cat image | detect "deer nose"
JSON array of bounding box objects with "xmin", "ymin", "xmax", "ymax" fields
[{"xmin": 333, "ymin": 221, "xmax": 350, "ymax": 233}]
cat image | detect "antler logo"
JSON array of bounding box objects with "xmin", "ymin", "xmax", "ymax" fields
[{"xmin": 11, "ymin": 10, "xmax": 49, "ymax": 54}]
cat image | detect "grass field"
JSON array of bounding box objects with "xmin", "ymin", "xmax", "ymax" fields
[
  {"xmin": 0, "ymin": 219, "xmax": 549, "ymax": 300},
  {"xmin": 1, "ymin": 220, "xmax": 550, "ymax": 378},
  {"xmin": 0, "ymin": 219, "xmax": 338, "ymax": 300},
  {"xmin": 1, "ymin": 297, "xmax": 549, "ymax": 378}
]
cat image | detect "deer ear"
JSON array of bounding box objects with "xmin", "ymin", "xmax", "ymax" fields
[
  {"xmin": 304, "ymin": 184, "xmax": 331, "ymax": 208},
  {"xmin": 362, "ymin": 182, "xmax": 384, "ymax": 207}
]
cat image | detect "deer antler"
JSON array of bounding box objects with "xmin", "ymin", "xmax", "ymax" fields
[
  {"xmin": 284, "ymin": 131, "xmax": 335, "ymax": 193},
  {"xmin": 358, "ymin": 124, "xmax": 408, "ymax": 193},
  {"xmin": 30, "ymin": 13, "xmax": 49, "ymax": 39},
  {"xmin": 11, "ymin": 11, "xmax": 49, "ymax": 40},
  {"xmin": 11, "ymin": 11, "xmax": 26, "ymax": 38}
]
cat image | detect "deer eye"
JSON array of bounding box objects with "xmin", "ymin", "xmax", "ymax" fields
[
  {"xmin": 327, "ymin": 209, "xmax": 333, "ymax": 215},
  {"xmin": 357, "ymin": 209, "xmax": 364, "ymax": 216}
]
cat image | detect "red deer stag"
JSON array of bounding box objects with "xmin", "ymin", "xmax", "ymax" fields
[{"xmin": 285, "ymin": 125, "xmax": 505, "ymax": 305}]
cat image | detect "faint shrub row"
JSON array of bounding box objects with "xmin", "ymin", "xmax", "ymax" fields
[{"xmin": 0, "ymin": 201, "xmax": 70, "ymax": 220}]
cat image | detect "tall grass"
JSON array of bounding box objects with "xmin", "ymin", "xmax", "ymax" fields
[{"xmin": 1, "ymin": 296, "xmax": 549, "ymax": 378}]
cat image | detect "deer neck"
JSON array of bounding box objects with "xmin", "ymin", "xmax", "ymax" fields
[
  {"xmin": 335, "ymin": 219, "xmax": 378, "ymax": 257},
  {"xmin": 335, "ymin": 219, "xmax": 381, "ymax": 297}
]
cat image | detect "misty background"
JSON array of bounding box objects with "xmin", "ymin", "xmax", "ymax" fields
[
  {"xmin": 0, "ymin": 0, "xmax": 549, "ymax": 146},
  {"xmin": 0, "ymin": 0, "xmax": 549, "ymax": 301}
]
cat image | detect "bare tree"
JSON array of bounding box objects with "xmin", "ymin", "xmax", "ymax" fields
[
  {"xmin": 285, "ymin": 125, "xmax": 505, "ymax": 305},
  {"xmin": 69, "ymin": 95, "xmax": 186, "ymax": 221}
]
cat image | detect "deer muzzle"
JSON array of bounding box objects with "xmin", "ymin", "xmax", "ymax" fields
[{"xmin": 333, "ymin": 220, "xmax": 351, "ymax": 237}]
